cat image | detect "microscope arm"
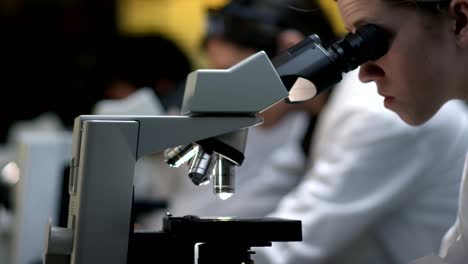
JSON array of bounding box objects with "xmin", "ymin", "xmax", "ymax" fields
[
  {"xmin": 45, "ymin": 115, "xmax": 261, "ymax": 264},
  {"xmin": 70, "ymin": 115, "xmax": 261, "ymax": 159}
]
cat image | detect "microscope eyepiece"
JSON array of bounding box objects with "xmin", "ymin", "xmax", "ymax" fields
[
  {"xmin": 272, "ymin": 24, "xmax": 391, "ymax": 103},
  {"xmin": 331, "ymin": 24, "xmax": 391, "ymax": 72}
]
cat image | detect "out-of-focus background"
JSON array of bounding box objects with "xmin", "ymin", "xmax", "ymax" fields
[
  {"xmin": 0, "ymin": 1, "xmax": 345, "ymax": 263},
  {"xmin": 0, "ymin": 0, "xmax": 344, "ymax": 143},
  {"xmin": 0, "ymin": 0, "xmax": 224, "ymax": 143}
]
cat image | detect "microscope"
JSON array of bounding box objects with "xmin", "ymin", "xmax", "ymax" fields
[{"xmin": 43, "ymin": 24, "xmax": 390, "ymax": 264}]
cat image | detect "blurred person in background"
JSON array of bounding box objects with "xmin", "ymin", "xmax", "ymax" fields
[
  {"xmin": 92, "ymin": 34, "xmax": 194, "ymax": 224},
  {"xmin": 143, "ymin": 0, "xmax": 331, "ymax": 226},
  {"xmin": 151, "ymin": 1, "xmax": 468, "ymax": 264},
  {"xmin": 96, "ymin": 34, "xmax": 193, "ymax": 113}
]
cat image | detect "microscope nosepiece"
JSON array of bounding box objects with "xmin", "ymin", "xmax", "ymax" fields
[
  {"xmin": 164, "ymin": 144, "xmax": 198, "ymax": 168},
  {"xmin": 213, "ymin": 157, "xmax": 235, "ymax": 200},
  {"xmin": 188, "ymin": 149, "xmax": 214, "ymax": 185}
]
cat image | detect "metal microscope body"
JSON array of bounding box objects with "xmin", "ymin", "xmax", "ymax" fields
[{"xmin": 44, "ymin": 51, "xmax": 289, "ymax": 264}]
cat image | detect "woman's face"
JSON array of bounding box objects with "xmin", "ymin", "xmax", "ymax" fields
[{"xmin": 337, "ymin": 0, "xmax": 457, "ymax": 125}]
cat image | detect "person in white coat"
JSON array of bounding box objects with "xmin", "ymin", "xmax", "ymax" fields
[
  {"xmin": 165, "ymin": 1, "xmax": 468, "ymax": 264},
  {"xmin": 253, "ymin": 70, "xmax": 468, "ymax": 264},
  {"xmin": 334, "ymin": 0, "xmax": 468, "ymax": 263}
]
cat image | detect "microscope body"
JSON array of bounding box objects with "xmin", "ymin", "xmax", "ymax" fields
[
  {"xmin": 43, "ymin": 24, "xmax": 392, "ymax": 263},
  {"xmin": 51, "ymin": 115, "xmax": 260, "ymax": 263},
  {"xmin": 44, "ymin": 51, "xmax": 292, "ymax": 264}
]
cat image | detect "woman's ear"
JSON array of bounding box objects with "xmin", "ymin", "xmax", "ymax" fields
[
  {"xmin": 450, "ymin": 0, "xmax": 468, "ymax": 47},
  {"xmin": 276, "ymin": 30, "xmax": 305, "ymax": 53}
]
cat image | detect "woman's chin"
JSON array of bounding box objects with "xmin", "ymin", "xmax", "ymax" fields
[{"xmin": 398, "ymin": 111, "xmax": 434, "ymax": 127}]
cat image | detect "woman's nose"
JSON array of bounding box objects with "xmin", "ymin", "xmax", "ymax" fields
[{"xmin": 358, "ymin": 62, "xmax": 385, "ymax": 83}]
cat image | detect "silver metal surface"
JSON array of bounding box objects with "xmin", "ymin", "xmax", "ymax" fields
[
  {"xmin": 188, "ymin": 149, "xmax": 213, "ymax": 186},
  {"xmin": 212, "ymin": 157, "xmax": 235, "ymax": 200},
  {"xmin": 164, "ymin": 144, "xmax": 198, "ymax": 168}
]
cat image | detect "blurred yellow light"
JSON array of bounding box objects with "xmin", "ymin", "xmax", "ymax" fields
[{"xmin": 117, "ymin": 0, "xmax": 229, "ymax": 68}]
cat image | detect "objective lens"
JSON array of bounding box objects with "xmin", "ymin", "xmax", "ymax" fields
[
  {"xmin": 200, "ymin": 153, "xmax": 219, "ymax": 186},
  {"xmin": 164, "ymin": 144, "xmax": 198, "ymax": 168},
  {"xmin": 212, "ymin": 157, "xmax": 235, "ymax": 200},
  {"xmin": 188, "ymin": 149, "xmax": 214, "ymax": 186}
]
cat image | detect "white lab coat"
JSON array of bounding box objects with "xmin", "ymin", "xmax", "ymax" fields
[
  {"xmin": 411, "ymin": 153, "xmax": 468, "ymax": 264},
  {"xmin": 253, "ymin": 70, "xmax": 468, "ymax": 264}
]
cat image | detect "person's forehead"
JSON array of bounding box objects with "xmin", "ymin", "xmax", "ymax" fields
[{"xmin": 336, "ymin": 0, "xmax": 384, "ymax": 31}]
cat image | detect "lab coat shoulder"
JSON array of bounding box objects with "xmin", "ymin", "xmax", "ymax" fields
[
  {"xmin": 319, "ymin": 71, "xmax": 468, "ymax": 159},
  {"xmin": 410, "ymin": 154, "xmax": 468, "ymax": 264},
  {"xmin": 437, "ymin": 153, "xmax": 468, "ymax": 264},
  {"xmin": 317, "ymin": 72, "xmax": 468, "ymax": 206},
  {"xmin": 315, "ymin": 71, "xmax": 421, "ymax": 157}
]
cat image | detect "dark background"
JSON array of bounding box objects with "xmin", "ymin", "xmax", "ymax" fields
[{"xmin": 0, "ymin": 0, "xmax": 118, "ymax": 143}]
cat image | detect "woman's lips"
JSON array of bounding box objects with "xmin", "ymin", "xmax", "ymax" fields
[{"xmin": 378, "ymin": 89, "xmax": 395, "ymax": 108}]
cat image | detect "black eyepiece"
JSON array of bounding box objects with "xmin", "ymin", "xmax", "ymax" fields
[
  {"xmin": 272, "ymin": 24, "xmax": 391, "ymax": 103},
  {"xmin": 332, "ymin": 24, "xmax": 391, "ymax": 72}
]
